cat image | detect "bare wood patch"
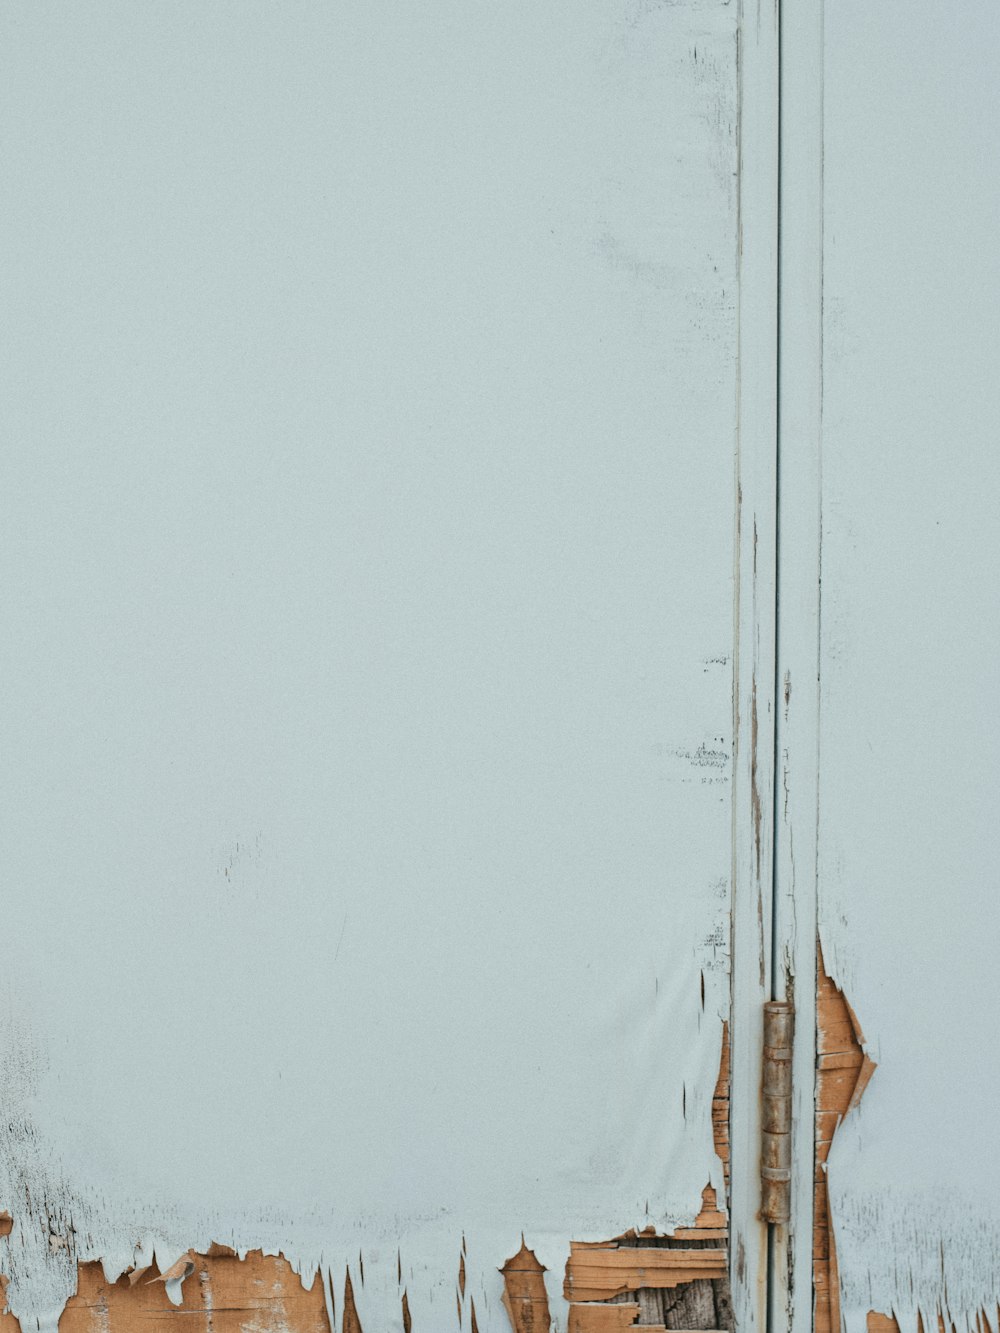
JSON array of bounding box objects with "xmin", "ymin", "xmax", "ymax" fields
[
  {"xmin": 561, "ymin": 1022, "xmax": 733, "ymax": 1333},
  {"xmin": 500, "ymin": 1241, "xmax": 551, "ymax": 1333},
  {"xmin": 565, "ymin": 1247, "xmax": 726, "ymax": 1302},
  {"xmin": 814, "ymin": 945, "xmax": 878, "ymax": 1333},
  {"xmin": 567, "ymin": 1302, "xmax": 642, "ymax": 1332},
  {"xmin": 55, "ymin": 1250, "xmax": 330, "ymax": 1333},
  {"xmin": 0, "ymin": 1022, "xmax": 731, "ymax": 1332}
]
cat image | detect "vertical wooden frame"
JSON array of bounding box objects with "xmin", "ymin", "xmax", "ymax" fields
[
  {"xmin": 730, "ymin": 4, "xmax": 780, "ymax": 1333},
  {"xmin": 773, "ymin": 0, "xmax": 824, "ymax": 1331}
]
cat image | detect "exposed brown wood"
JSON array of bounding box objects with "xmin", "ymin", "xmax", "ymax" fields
[
  {"xmin": 713, "ymin": 1022, "xmax": 731, "ymax": 1194},
  {"xmin": 567, "ymin": 1302, "xmax": 641, "ymax": 1332},
  {"xmin": 55, "ymin": 1251, "xmax": 330, "ymax": 1333},
  {"xmin": 865, "ymin": 1313, "xmax": 970, "ymax": 1333},
  {"xmin": 562, "ymin": 1021, "xmax": 732, "ymax": 1333},
  {"xmin": 342, "ymin": 1266, "xmax": 363, "ymax": 1333},
  {"xmin": 500, "ymin": 1241, "xmax": 551, "ymax": 1333},
  {"xmin": 0, "ymin": 1017, "xmax": 732, "ymax": 1332},
  {"xmin": 0, "ymin": 1278, "xmax": 16, "ymax": 1332},
  {"xmin": 868, "ymin": 1316, "xmax": 900, "ymax": 1333},
  {"xmin": 815, "ymin": 945, "xmax": 878, "ymax": 1333},
  {"xmin": 566, "ymin": 1248, "xmax": 726, "ymax": 1303}
]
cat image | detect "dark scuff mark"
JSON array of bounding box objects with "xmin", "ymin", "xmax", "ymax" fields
[{"xmin": 750, "ymin": 678, "xmax": 762, "ymax": 880}]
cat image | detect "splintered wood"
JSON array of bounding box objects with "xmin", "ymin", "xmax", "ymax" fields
[
  {"xmin": 815, "ymin": 947, "xmax": 877, "ymax": 1333},
  {"xmin": 554, "ymin": 1182, "xmax": 732, "ymax": 1333},
  {"xmin": 553, "ymin": 1023, "xmax": 732, "ymax": 1333},
  {"xmin": 565, "ymin": 1242, "xmax": 727, "ymax": 1302}
]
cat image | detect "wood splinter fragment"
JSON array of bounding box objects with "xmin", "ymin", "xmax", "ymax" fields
[{"xmin": 565, "ymin": 1246, "xmax": 727, "ymax": 1303}]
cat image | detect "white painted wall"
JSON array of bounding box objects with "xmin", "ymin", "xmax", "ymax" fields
[
  {"xmin": 0, "ymin": 4, "xmax": 740, "ymax": 1330},
  {"xmin": 819, "ymin": 4, "xmax": 1000, "ymax": 1329}
]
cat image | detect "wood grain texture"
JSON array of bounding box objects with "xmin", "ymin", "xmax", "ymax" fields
[
  {"xmin": 567, "ymin": 1303, "xmax": 641, "ymax": 1333},
  {"xmin": 57, "ymin": 1251, "xmax": 330, "ymax": 1333},
  {"xmin": 0, "ymin": 1023, "xmax": 732, "ymax": 1332},
  {"xmin": 500, "ymin": 1243, "xmax": 550, "ymax": 1333},
  {"xmin": 563, "ymin": 1023, "xmax": 732, "ymax": 1333},
  {"xmin": 565, "ymin": 1248, "xmax": 726, "ymax": 1303}
]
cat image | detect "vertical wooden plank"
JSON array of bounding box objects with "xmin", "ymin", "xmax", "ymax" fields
[
  {"xmin": 818, "ymin": 3, "xmax": 1000, "ymax": 1327},
  {"xmin": 773, "ymin": 0, "xmax": 824, "ymax": 1331},
  {"xmin": 730, "ymin": 3, "xmax": 780, "ymax": 1333}
]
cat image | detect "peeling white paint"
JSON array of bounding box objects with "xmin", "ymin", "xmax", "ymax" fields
[{"xmin": 0, "ymin": 2, "xmax": 739, "ymax": 1329}]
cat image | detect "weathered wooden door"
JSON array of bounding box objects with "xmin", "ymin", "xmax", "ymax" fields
[{"xmin": 3, "ymin": 4, "xmax": 997, "ymax": 1333}]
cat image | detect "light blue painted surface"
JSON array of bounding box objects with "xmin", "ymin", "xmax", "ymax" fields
[
  {"xmin": 820, "ymin": 4, "xmax": 1000, "ymax": 1328},
  {"xmin": 0, "ymin": 4, "xmax": 740, "ymax": 1328}
]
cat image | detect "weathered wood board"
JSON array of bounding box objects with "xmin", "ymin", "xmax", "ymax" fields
[{"xmin": 817, "ymin": 3, "xmax": 1000, "ymax": 1330}]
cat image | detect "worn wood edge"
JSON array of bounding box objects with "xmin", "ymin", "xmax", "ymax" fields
[
  {"xmin": 773, "ymin": 0, "xmax": 823, "ymax": 1315},
  {"xmin": 814, "ymin": 946, "xmax": 879, "ymax": 1333},
  {"xmin": 731, "ymin": 0, "xmax": 781, "ymax": 1324},
  {"xmin": 561, "ymin": 1022, "xmax": 733, "ymax": 1332},
  {"xmin": 46, "ymin": 1250, "xmax": 328, "ymax": 1333}
]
